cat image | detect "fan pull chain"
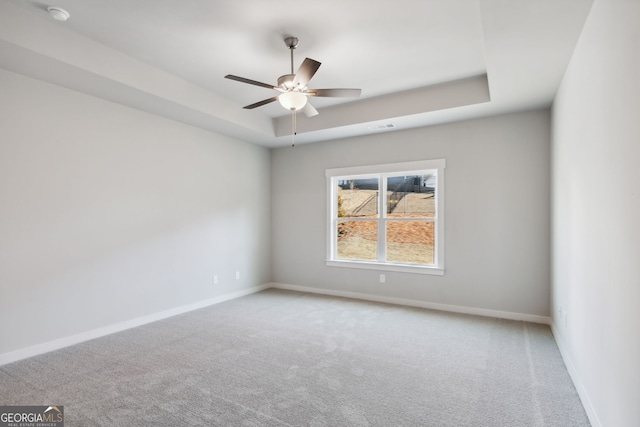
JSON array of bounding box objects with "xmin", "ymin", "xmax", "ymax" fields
[{"xmin": 291, "ymin": 109, "xmax": 296, "ymax": 147}]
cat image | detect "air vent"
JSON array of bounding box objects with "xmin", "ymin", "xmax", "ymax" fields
[{"xmin": 368, "ymin": 123, "xmax": 397, "ymax": 131}]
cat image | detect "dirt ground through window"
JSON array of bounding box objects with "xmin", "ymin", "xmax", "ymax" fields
[
  {"xmin": 337, "ymin": 188, "xmax": 436, "ymax": 263},
  {"xmin": 338, "ymin": 189, "xmax": 435, "ymax": 245},
  {"xmin": 338, "ymin": 220, "xmax": 434, "ymax": 245}
]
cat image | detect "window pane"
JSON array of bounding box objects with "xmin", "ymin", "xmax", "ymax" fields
[
  {"xmin": 386, "ymin": 174, "xmax": 436, "ymax": 218},
  {"xmin": 337, "ymin": 179, "xmax": 379, "ymax": 218},
  {"xmin": 386, "ymin": 221, "xmax": 434, "ymax": 265},
  {"xmin": 337, "ymin": 220, "xmax": 378, "ymax": 261}
]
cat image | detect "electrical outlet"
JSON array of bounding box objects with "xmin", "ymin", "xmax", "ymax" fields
[
  {"xmin": 379, "ymin": 274, "xmax": 385, "ymax": 283},
  {"xmin": 558, "ymin": 307, "xmax": 568, "ymax": 327},
  {"xmin": 236, "ymin": 271, "xmax": 240, "ymax": 280},
  {"xmin": 213, "ymin": 275, "xmax": 218, "ymax": 285}
]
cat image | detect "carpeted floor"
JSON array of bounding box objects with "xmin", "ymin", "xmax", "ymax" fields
[{"xmin": 0, "ymin": 289, "xmax": 590, "ymax": 426}]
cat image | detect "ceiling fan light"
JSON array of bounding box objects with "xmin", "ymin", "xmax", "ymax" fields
[{"xmin": 279, "ymin": 91, "xmax": 307, "ymax": 111}]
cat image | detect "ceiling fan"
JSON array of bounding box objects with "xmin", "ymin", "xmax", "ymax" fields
[{"xmin": 224, "ymin": 37, "xmax": 361, "ymax": 119}]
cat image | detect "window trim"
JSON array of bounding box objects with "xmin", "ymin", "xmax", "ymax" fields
[{"xmin": 326, "ymin": 159, "xmax": 445, "ymax": 276}]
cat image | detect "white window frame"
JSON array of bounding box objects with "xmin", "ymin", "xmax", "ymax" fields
[{"xmin": 326, "ymin": 159, "xmax": 445, "ymax": 275}]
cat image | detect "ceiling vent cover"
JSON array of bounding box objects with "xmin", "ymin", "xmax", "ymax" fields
[{"xmin": 368, "ymin": 123, "xmax": 397, "ymax": 131}]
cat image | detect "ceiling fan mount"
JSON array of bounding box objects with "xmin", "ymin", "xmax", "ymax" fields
[
  {"xmin": 284, "ymin": 36, "xmax": 299, "ymax": 50},
  {"xmin": 224, "ymin": 36, "xmax": 361, "ymax": 118}
]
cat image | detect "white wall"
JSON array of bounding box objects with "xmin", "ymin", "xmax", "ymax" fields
[
  {"xmin": 272, "ymin": 110, "xmax": 551, "ymax": 318},
  {"xmin": 551, "ymin": 0, "xmax": 640, "ymax": 426},
  {"xmin": 0, "ymin": 69, "xmax": 271, "ymax": 358}
]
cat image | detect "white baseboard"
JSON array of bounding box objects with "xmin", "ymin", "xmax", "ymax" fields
[
  {"xmin": 550, "ymin": 323, "xmax": 602, "ymax": 427},
  {"xmin": 268, "ymin": 282, "xmax": 552, "ymax": 324},
  {"xmin": 0, "ymin": 283, "xmax": 270, "ymax": 367}
]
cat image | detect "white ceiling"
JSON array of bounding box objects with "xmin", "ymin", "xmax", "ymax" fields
[{"xmin": 0, "ymin": 0, "xmax": 593, "ymax": 148}]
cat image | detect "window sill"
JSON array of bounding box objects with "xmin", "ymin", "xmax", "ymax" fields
[{"xmin": 326, "ymin": 260, "xmax": 445, "ymax": 276}]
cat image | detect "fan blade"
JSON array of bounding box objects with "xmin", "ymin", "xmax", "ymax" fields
[
  {"xmin": 302, "ymin": 103, "xmax": 319, "ymax": 118},
  {"xmin": 225, "ymin": 75, "xmax": 276, "ymax": 90},
  {"xmin": 293, "ymin": 58, "xmax": 321, "ymax": 88},
  {"xmin": 307, "ymin": 88, "xmax": 361, "ymax": 98},
  {"xmin": 243, "ymin": 97, "xmax": 278, "ymax": 109}
]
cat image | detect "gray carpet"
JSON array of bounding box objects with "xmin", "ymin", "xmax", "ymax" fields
[{"xmin": 0, "ymin": 289, "xmax": 590, "ymax": 426}]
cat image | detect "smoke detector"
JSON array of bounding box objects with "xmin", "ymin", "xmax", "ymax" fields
[{"xmin": 47, "ymin": 7, "xmax": 70, "ymax": 22}]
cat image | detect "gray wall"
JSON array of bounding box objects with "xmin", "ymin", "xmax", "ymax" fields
[
  {"xmin": 0, "ymin": 69, "xmax": 271, "ymax": 357},
  {"xmin": 272, "ymin": 110, "xmax": 551, "ymax": 317},
  {"xmin": 551, "ymin": 0, "xmax": 640, "ymax": 425}
]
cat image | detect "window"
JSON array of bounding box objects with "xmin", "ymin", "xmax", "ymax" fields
[{"xmin": 326, "ymin": 159, "xmax": 445, "ymax": 275}]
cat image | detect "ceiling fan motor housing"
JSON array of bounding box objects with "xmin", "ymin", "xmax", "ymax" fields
[{"xmin": 278, "ymin": 74, "xmax": 296, "ymax": 90}]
